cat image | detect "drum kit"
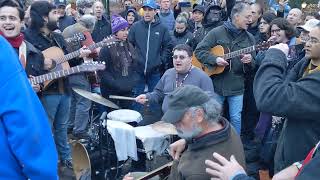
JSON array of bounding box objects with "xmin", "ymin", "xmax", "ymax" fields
[{"xmin": 71, "ymin": 88, "xmax": 177, "ymax": 180}]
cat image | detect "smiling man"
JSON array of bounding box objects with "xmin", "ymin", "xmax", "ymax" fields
[
  {"xmin": 195, "ymin": 2, "xmax": 256, "ymax": 135},
  {"xmin": 0, "ymin": 0, "xmax": 45, "ymax": 92}
]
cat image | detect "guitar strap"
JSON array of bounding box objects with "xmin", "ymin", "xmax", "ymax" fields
[{"xmin": 19, "ymin": 41, "xmax": 27, "ymax": 69}]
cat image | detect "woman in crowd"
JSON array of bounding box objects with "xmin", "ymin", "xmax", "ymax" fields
[
  {"xmin": 170, "ymin": 15, "xmax": 193, "ymax": 47},
  {"xmin": 98, "ymin": 16, "xmax": 138, "ymax": 109},
  {"xmin": 255, "ymin": 12, "xmax": 277, "ymax": 43}
]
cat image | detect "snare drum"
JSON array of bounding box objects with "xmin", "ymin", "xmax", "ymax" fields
[{"xmin": 107, "ymin": 109, "xmax": 142, "ymax": 123}]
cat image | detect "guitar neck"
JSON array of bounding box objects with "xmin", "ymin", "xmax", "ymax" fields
[
  {"xmin": 223, "ymin": 45, "xmax": 255, "ymax": 60},
  {"xmin": 55, "ymin": 41, "xmax": 104, "ymax": 64},
  {"xmin": 30, "ymin": 66, "xmax": 83, "ymax": 85}
]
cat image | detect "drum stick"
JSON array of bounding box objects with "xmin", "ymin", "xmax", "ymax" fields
[{"xmin": 109, "ymin": 95, "xmax": 136, "ymax": 101}]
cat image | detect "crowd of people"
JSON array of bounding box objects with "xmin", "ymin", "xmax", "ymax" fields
[{"xmin": 1, "ymin": 0, "xmax": 320, "ymax": 179}]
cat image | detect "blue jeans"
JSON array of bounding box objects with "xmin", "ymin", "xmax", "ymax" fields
[
  {"xmin": 132, "ymin": 73, "xmax": 160, "ymax": 113},
  {"xmin": 41, "ymin": 94, "xmax": 71, "ymax": 161},
  {"xmin": 216, "ymin": 94, "xmax": 243, "ymax": 135},
  {"xmin": 68, "ymin": 73, "xmax": 92, "ymax": 134}
]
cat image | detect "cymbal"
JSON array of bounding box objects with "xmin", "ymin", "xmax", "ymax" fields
[
  {"xmin": 72, "ymin": 88, "xmax": 120, "ymax": 109},
  {"xmin": 150, "ymin": 121, "xmax": 178, "ymax": 135}
]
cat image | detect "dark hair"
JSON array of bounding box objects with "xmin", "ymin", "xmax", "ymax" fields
[
  {"xmin": 29, "ymin": 1, "xmax": 56, "ymax": 30},
  {"xmin": 173, "ymin": 44, "xmax": 193, "ymax": 57},
  {"xmin": 230, "ymin": 2, "xmax": 249, "ymax": 20},
  {"xmin": 270, "ymin": 18, "xmax": 295, "ymax": 39},
  {"xmin": 261, "ymin": 12, "xmax": 277, "ymax": 24},
  {"xmin": 0, "ymin": 0, "xmax": 24, "ymax": 20}
]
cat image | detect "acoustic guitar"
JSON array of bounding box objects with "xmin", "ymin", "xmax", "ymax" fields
[
  {"xmin": 42, "ymin": 35, "xmax": 118, "ymax": 72},
  {"xmin": 29, "ymin": 62, "xmax": 105, "ymax": 89},
  {"xmin": 192, "ymin": 42, "xmax": 271, "ymax": 76}
]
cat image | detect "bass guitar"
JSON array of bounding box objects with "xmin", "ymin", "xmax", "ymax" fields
[
  {"xmin": 192, "ymin": 42, "xmax": 271, "ymax": 76},
  {"xmin": 29, "ymin": 62, "xmax": 105, "ymax": 89}
]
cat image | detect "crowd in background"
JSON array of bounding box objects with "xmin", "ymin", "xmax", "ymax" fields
[{"xmin": 1, "ymin": 0, "xmax": 320, "ymax": 179}]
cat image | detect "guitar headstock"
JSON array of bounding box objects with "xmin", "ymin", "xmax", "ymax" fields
[
  {"xmin": 101, "ymin": 36, "xmax": 120, "ymax": 47},
  {"xmin": 79, "ymin": 61, "xmax": 106, "ymax": 72},
  {"xmin": 65, "ymin": 33, "xmax": 86, "ymax": 43},
  {"xmin": 255, "ymin": 41, "xmax": 272, "ymax": 51}
]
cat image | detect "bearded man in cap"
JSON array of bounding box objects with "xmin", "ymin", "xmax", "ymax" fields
[{"xmin": 126, "ymin": 85, "xmax": 245, "ymax": 179}]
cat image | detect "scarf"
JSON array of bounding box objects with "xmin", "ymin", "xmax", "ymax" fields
[
  {"xmin": 303, "ymin": 61, "xmax": 320, "ymax": 77},
  {"xmin": 0, "ymin": 31, "xmax": 24, "ymax": 48},
  {"xmin": 0, "ymin": 31, "xmax": 27, "ymax": 68}
]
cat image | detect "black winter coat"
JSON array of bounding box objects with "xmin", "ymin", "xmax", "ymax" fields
[{"xmin": 254, "ymin": 49, "xmax": 320, "ymax": 172}]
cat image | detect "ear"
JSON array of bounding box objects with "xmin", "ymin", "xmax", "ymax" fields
[
  {"xmin": 43, "ymin": 16, "xmax": 49, "ymax": 23},
  {"xmin": 196, "ymin": 109, "xmax": 204, "ymax": 123}
]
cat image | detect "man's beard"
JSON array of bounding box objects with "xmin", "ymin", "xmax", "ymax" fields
[
  {"xmin": 177, "ymin": 122, "xmax": 202, "ymax": 141},
  {"xmin": 47, "ymin": 20, "xmax": 58, "ymax": 31}
]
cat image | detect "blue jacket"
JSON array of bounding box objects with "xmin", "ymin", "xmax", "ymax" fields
[
  {"xmin": 0, "ymin": 36, "xmax": 58, "ymax": 179},
  {"xmin": 128, "ymin": 17, "xmax": 173, "ymax": 74}
]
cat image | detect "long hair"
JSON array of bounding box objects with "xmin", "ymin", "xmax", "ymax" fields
[{"xmin": 29, "ymin": 1, "xmax": 56, "ymax": 31}]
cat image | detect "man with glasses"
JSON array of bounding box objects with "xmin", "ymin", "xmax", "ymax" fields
[
  {"xmin": 254, "ymin": 23, "xmax": 320, "ymax": 173},
  {"xmin": 135, "ymin": 44, "xmax": 214, "ymax": 114}
]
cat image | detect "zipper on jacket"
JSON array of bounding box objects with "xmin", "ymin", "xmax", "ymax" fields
[{"xmin": 144, "ymin": 23, "xmax": 151, "ymax": 75}]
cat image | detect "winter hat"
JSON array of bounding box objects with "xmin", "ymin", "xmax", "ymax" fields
[{"xmin": 111, "ymin": 15, "xmax": 129, "ymax": 34}]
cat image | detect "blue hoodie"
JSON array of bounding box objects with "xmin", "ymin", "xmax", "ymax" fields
[{"xmin": 0, "ymin": 36, "xmax": 58, "ymax": 179}]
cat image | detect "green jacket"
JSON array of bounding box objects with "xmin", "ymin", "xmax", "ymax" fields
[
  {"xmin": 167, "ymin": 118, "xmax": 245, "ymax": 180},
  {"xmin": 195, "ymin": 25, "xmax": 255, "ymax": 96}
]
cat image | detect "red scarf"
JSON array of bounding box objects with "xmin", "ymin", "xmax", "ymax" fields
[{"xmin": 0, "ymin": 31, "xmax": 24, "ymax": 48}]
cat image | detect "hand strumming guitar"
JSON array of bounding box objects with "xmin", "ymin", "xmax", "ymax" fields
[{"xmin": 216, "ymin": 57, "xmax": 229, "ymax": 66}]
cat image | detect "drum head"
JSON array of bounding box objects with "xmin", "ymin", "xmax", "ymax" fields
[
  {"xmin": 72, "ymin": 142, "xmax": 91, "ymax": 180},
  {"xmin": 107, "ymin": 109, "xmax": 142, "ymax": 123}
]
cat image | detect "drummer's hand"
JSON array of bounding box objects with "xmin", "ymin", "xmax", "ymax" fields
[
  {"xmin": 170, "ymin": 139, "xmax": 186, "ymax": 160},
  {"xmin": 135, "ymin": 94, "xmax": 148, "ymax": 104},
  {"xmin": 123, "ymin": 173, "xmax": 134, "ymax": 180}
]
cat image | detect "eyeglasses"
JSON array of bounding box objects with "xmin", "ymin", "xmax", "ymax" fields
[
  {"xmin": 306, "ymin": 38, "xmax": 320, "ymax": 44},
  {"xmin": 271, "ymin": 29, "xmax": 281, "ymax": 34},
  {"xmin": 173, "ymin": 55, "xmax": 188, "ymax": 60}
]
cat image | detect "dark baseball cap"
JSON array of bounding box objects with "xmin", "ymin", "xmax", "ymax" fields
[
  {"xmin": 161, "ymin": 85, "xmax": 210, "ymax": 124},
  {"xmin": 192, "ymin": 5, "xmax": 205, "ymax": 14}
]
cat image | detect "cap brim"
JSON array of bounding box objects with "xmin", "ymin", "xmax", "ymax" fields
[
  {"xmin": 142, "ymin": 5, "xmax": 156, "ymax": 9},
  {"xmin": 161, "ymin": 108, "xmax": 187, "ymax": 124},
  {"xmin": 297, "ymin": 25, "xmax": 311, "ymax": 32}
]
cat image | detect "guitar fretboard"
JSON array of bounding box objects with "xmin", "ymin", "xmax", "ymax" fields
[
  {"xmin": 54, "ymin": 39, "xmax": 112, "ymax": 65},
  {"xmin": 223, "ymin": 45, "xmax": 255, "ymax": 60},
  {"xmin": 30, "ymin": 66, "xmax": 82, "ymax": 85}
]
